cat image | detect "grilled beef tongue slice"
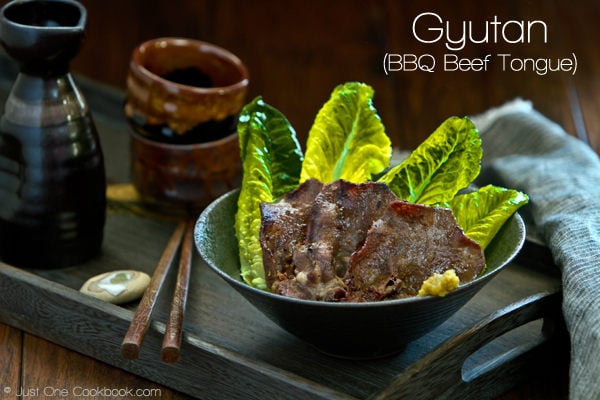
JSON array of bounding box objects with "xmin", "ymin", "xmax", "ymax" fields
[
  {"xmin": 260, "ymin": 178, "xmax": 323, "ymax": 289},
  {"xmin": 305, "ymin": 180, "xmax": 400, "ymax": 279},
  {"xmin": 261, "ymin": 180, "xmax": 399, "ymax": 300},
  {"xmin": 260, "ymin": 179, "xmax": 485, "ymax": 302},
  {"xmin": 345, "ymin": 200, "xmax": 485, "ymax": 302}
]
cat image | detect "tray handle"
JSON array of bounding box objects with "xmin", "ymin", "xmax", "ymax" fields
[{"xmin": 372, "ymin": 290, "xmax": 565, "ymax": 399}]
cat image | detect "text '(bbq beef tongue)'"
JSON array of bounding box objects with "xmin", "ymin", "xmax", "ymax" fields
[{"xmin": 259, "ymin": 179, "xmax": 485, "ymax": 302}]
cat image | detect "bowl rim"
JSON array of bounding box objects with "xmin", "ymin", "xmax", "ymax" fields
[{"xmin": 195, "ymin": 188, "xmax": 526, "ymax": 309}]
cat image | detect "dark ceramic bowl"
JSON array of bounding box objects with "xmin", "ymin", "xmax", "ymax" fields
[{"xmin": 195, "ymin": 189, "xmax": 526, "ymax": 359}]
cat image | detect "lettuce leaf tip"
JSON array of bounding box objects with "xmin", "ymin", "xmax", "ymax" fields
[
  {"xmin": 233, "ymin": 85, "xmax": 529, "ymax": 290},
  {"xmin": 444, "ymin": 185, "xmax": 529, "ymax": 250},
  {"xmin": 300, "ymin": 82, "xmax": 391, "ymax": 184},
  {"xmin": 378, "ymin": 116, "xmax": 481, "ymax": 204},
  {"xmin": 235, "ymin": 97, "xmax": 303, "ymax": 289}
]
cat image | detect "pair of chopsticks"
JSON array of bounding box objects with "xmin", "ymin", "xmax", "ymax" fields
[{"xmin": 121, "ymin": 219, "xmax": 194, "ymax": 363}]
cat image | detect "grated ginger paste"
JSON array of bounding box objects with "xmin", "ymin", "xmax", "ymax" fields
[{"xmin": 417, "ymin": 269, "xmax": 460, "ymax": 297}]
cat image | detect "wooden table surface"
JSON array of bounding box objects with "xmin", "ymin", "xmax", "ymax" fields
[{"xmin": 1, "ymin": 0, "xmax": 597, "ymax": 398}]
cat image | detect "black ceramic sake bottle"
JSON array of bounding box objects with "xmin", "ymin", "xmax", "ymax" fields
[{"xmin": 0, "ymin": 0, "xmax": 106, "ymax": 268}]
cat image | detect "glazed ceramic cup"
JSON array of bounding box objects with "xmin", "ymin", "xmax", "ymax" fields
[
  {"xmin": 130, "ymin": 130, "xmax": 241, "ymax": 214},
  {"xmin": 125, "ymin": 37, "xmax": 248, "ymax": 214}
]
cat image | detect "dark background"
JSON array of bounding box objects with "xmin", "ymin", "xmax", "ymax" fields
[
  {"xmin": 1, "ymin": 0, "xmax": 597, "ymax": 151},
  {"xmin": 56, "ymin": 0, "xmax": 600, "ymax": 153}
]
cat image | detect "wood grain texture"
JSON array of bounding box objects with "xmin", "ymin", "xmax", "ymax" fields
[
  {"xmin": 122, "ymin": 221, "xmax": 186, "ymax": 359},
  {"xmin": 162, "ymin": 219, "xmax": 195, "ymax": 363},
  {"xmin": 0, "ymin": 261, "xmax": 348, "ymax": 400},
  {"xmin": 21, "ymin": 333, "xmax": 188, "ymax": 400},
  {"xmin": 0, "ymin": 323, "xmax": 22, "ymax": 397},
  {"xmin": 0, "ymin": 205, "xmax": 566, "ymax": 400},
  {"xmin": 51, "ymin": 0, "xmax": 598, "ymax": 153},
  {"xmin": 373, "ymin": 292, "xmax": 565, "ymax": 399}
]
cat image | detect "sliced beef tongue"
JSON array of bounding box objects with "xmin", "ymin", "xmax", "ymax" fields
[
  {"xmin": 260, "ymin": 179, "xmax": 485, "ymax": 302},
  {"xmin": 345, "ymin": 201, "xmax": 485, "ymax": 302},
  {"xmin": 261, "ymin": 179, "xmax": 400, "ymax": 301},
  {"xmin": 260, "ymin": 178, "xmax": 323, "ymax": 288},
  {"xmin": 306, "ymin": 180, "xmax": 400, "ymax": 278}
]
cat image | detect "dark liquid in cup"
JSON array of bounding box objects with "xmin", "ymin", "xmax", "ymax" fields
[
  {"xmin": 161, "ymin": 67, "xmax": 213, "ymax": 88},
  {"xmin": 137, "ymin": 115, "xmax": 238, "ymax": 144},
  {"xmin": 130, "ymin": 66, "xmax": 237, "ymax": 144}
]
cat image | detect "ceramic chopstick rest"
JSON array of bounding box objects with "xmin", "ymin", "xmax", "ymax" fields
[{"xmin": 80, "ymin": 270, "xmax": 151, "ymax": 304}]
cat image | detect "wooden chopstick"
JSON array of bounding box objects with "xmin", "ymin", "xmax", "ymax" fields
[
  {"xmin": 161, "ymin": 219, "xmax": 195, "ymax": 363},
  {"xmin": 121, "ymin": 220, "xmax": 187, "ymax": 360}
]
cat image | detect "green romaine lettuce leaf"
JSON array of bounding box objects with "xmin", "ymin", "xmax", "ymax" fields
[
  {"xmin": 233, "ymin": 85, "xmax": 529, "ymax": 292},
  {"xmin": 378, "ymin": 116, "xmax": 481, "ymax": 204},
  {"xmin": 444, "ymin": 185, "xmax": 529, "ymax": 249},
  {"xmin": 235, "ymin": 97, "xmax": 303, "ymax": 289},
  {"xmin": 300, "ymin": 82, "xmax": 391, "ymax": 184}
]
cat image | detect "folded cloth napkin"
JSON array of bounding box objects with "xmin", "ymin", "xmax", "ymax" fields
[{"xmin": 472, "ymin": 99, "xmax": 600, "ymax": 400}]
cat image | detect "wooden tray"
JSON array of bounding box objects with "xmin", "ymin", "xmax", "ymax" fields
[{"xmin": 0, "ymin": 56, "xmax": 566, "ymax": 399}]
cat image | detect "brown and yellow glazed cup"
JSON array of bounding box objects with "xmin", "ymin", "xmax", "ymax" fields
[{"xmin": 124, "ymin": 37, "xmax": 248, "ymax": 214}]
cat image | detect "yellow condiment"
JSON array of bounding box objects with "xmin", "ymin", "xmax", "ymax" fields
[{"xmin": 418, "ymin": 269, "xmax": 460, "ymax": 297}]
